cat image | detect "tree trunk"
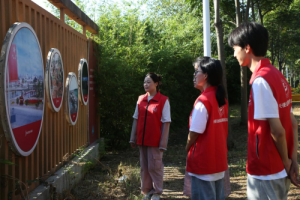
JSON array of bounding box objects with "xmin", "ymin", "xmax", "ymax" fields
[
  {"xmin": 235, "ymin": 0, "xmax": 247, "ymax": 125},
  {"xmin": 279, "ymin": 60, "xmax": 283, "ymax": 72},
  {"xmin": 214, "ymin": 0, "xmax": 234, "ymax": 149},
  {"xmin": 235, "ymin": 0, "xmax": 241, "ymax": 26},
  {"xmin": 251, "ymin": 0, "xmax": 256, "ymax": 21},
  {"xmin": 259, "ymin": 8, "xmax": 263, "ymax": 25},
  {"xmin": 245, "ymin": 0, "xmax": 251, "ymax": 22}
]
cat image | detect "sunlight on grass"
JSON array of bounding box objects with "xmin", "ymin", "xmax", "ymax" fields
[{"xmin": 66, "ymin": 105, "xmax": 300, "ymax": 200}]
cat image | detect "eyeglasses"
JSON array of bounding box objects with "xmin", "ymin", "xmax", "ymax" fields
[{"xmin": 194, "ymin": 70, "xmax": 203, "ymax": 76}]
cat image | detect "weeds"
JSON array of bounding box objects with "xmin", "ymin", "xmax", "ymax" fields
[{"xmin": 65, "ymin": 105, "xmax": 300, "ymax": 199}]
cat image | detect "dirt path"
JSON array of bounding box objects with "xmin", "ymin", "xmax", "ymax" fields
[{"xmin": 67, "ymin": 106, "xmax": 300, "ymax": 200}]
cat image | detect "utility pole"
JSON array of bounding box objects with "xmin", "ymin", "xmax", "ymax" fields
[{"xmin": 203, "ymin": 0, "xmax": 211, "ymax": 57}]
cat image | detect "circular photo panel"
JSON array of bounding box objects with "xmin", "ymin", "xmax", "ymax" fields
[
  {"xmin": 65, "ymin": 72, "xmax": 79, "ymax": 125},
  {"xmin": 0, "ymin": 22, "xmax": 45, "ymax": 156},
  {"xmin": 45, "ymin": 48, "xmax": 64, "ymax": 112},
  {"xmin": 78, "ymin": 59, "xmax": 89, "ymax": 105}
]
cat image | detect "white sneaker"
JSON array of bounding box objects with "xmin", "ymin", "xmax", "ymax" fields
[
  {"xmin": 142, "ymin": 193, "xmax": 152, "ymax": 200},
  {"xmin": 150, "ymin": 194, "xmax": 160, "ymax": 200}
]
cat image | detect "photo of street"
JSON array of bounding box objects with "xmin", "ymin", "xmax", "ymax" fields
[
  {"xmin": 50, "ymin": 52, "xmax": 63, "ymax": 98},
  {"xmin": 49, "ymin": 51, "xmax": 64, "ymax": 109},
  {"xmin": 82, "ymin": 62, "xmax": 88, "ymax": 98},
  {"xmin": 69, "ymin": 76, "xmax": 78, "ymax": 117},
  {"xmin": 7, "ymin": 27, "xmax": 44, "ymax": 129}
]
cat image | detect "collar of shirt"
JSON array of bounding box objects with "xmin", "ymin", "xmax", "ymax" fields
[{"xmin": 249, "ymin": 58, "xmax": 271, "ymax": 85}]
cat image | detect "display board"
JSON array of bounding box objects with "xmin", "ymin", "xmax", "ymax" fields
[
  {"xmin": 0, "ymin": 22, "xmax": 45, "ymax": 156},
  {"xmin": 65, "ymin": 72, "xmax": 79, "ymax": 125},
  {"xmin": 45, "ymin": 48, "xmax": 64, "ymax": 112},
  {"xmin": 78, "ymin": 59, "xmax": 89, "ymax": 105}
]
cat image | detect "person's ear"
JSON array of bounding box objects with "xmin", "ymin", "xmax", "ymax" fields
[{"xmin": 245, "ymin": 44, "xmax": 251, "ymax": 54}]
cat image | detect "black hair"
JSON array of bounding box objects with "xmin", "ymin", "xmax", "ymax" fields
[
  {"xmin": 145, "ymin": 72, "xmax": 162, "ymax": 91},
  {"xmin": 193, "ymin": 57, "xmax": 226, "ymax": 107},
  {"xmin": 228, "ymin": 22, "xmax": 269, "ymax": 57}
]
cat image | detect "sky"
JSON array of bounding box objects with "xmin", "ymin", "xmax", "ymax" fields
[
  {"xmin": 13, "ymin": 28, "xmax": 43, "ymax": 76},
  {"xmin": 31, "ymin": 0, "xmax": 148, "ymax": 22},
  {"xmin": 31, "ymin": 0, "xmax": 48, "ymax": 11}
]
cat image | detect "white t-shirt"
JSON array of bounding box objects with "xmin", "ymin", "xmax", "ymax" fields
[
  {"xmin": 188, "ymin": 101, "xmax": 225, "ymax": 181},
  {"xmin": 248, "ymin": 77, "xmax": 291, "ymax": 180},
  {"xmin": 133, "ymin": 96, "xmax": 171, "ymax": 123}
]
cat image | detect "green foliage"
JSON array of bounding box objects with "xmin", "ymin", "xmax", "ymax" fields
[
  {"xmin": 0, "ymin": 159, "xmax": 15, "ymax": 165},
  {"xmin": 93, "ymin": 0, "xmax": 201, "ymax": 150},
  {"xmin": 44, "ymin": 0, "xmax": 300, "ymax": 149},
  {"xmin": 265, "ymin": 0, "xmax": 300, "ymax": 72},
  {"xmin": 294, "ymin": 85, "xmax": 300, "ymax": 94},
  {"xmin": 82, "ymin": 160, "xmax": 96, "ymax": 174}
]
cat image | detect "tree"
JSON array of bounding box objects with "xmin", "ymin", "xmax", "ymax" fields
[
  {"xmin": 213, "ymin": 0, "xmax": 233, "ymax": 148},
  {"xmin": 253, "ymin": 0, "xmax": 293, "ymax": 25},
  {"xmin": 93, "ymin": 0, "xmax": 203, "ymax": 149},
  {"xmin": 265, "ymin": 0, "xmax": 300, "ymax": 72},
  {"xmin": 235, "ymin": 0, "xmax": 248, "ymax": 125}
]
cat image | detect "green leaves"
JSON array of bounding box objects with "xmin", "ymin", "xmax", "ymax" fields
[
  {"xmin": 0, "ymin": 159, "xmax": 15, "ymax": 166},
  {"xmin": 92, "ymin": 0, "xmax": 202, "ymax": 150}
]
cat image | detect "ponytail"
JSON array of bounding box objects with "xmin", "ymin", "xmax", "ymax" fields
[
  {"xmin": 156, "ymin": 74, "xmax": 162, "ymax": 91},
  {"xmin": 193, "ymin": 57, "xmax": 226, "ymax": 107},
  {"xmin": 216, "ymin": 84, "xmax": 226, "ymax": 107}
]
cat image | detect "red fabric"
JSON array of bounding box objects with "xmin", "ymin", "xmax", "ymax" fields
[
  {"xmin": 8, "ymin": 44, "xmax": 19, "ymax": 82},
  {"xmin": 53, "ymin": 97, "xmax": 62, "ymax": 108},
  {"xmin": 247, "ymin": 58, "xmax": 293, "ymax": 175},
  {"xmin": 136, "ymin": 92, "xmax": 168, "ymax": 147},
  {"xmin": 13, "ymin": 120, "xmax": 42, "ymax": 152},
  {"xmin": 187, "ymin": 86, "xmax": 228, "ymax": 174},
  {"xmin": 71, "ymin": 113, "xmax": 78, "ymax": 123},
  {"xmin": 88, "ymin": 40, "xmax": 98, "ymax": 144}
]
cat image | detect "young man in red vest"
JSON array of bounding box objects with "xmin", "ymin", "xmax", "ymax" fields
[{"xmin": 228, "ymin": 22, "xmax": 300, "ymax": 199}]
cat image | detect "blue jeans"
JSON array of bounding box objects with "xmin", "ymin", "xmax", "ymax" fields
[{"xmin": 191, "ymin": 176, "xmax": 225, "ymax": 200}]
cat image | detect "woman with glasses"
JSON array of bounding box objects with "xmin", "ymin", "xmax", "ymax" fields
[
  {"xmin": 185, "ymin": 57, "xmax": 228, "ymax": 200},
  {"xmin": 129, "ymin": 72, "xmax": 171, "ymax": 200}
]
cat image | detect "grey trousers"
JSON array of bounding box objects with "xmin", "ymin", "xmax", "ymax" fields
[
  {"xmin": 247, "ymin": 175, "xmax": 291, "ymax": 200},
  {"xmin": 139, "ymin": 146, "xmax": 164, "ymax": 195},
  {"xmin": 191, "ymin": 176, "xmax": 225, "ymax": 200}
]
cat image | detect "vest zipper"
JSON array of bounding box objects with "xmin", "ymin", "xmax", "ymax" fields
[
  {"xmin": 256, "ymin": 134, "xmax": 259, "ymax": 159},
  {"xmin": 191, "ymin": 143, "xmax": 196, "ymax": 158},
  {"xmin": 142, "ymin": 100, "xmax": 150, "ymax": 146}
]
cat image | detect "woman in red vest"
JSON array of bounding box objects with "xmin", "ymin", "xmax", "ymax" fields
[
  {"xmin": 185, "ymin": 57, "xmax": 228, "ymax": 200},
  {"xmin": 129, "ymin": 72, "xmax": 171, "ymax": 200}
]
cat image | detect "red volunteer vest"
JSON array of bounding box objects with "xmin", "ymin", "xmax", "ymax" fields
[
  {"xmin": 136, "ymin": 92, "xmax": 168, "ymax": 147},
  {"xmin": 247, "ymin": 59, "xmax": 293, "ymax": 175},
  {"xmin": 186, "ymin": 87, "xmax": 228, "ymax": 174}
]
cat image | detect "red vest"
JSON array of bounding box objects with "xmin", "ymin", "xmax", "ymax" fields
[
  {"xmin": 136, "ymin": 92, "xmax": 168, "ymax": 147},
  {"xmin": 247, "ymin": 59, "xmax": 293, "ymax": 175},
  {"xmin": 186, "ymin": 87, "xmax": 228, "ymax": 174}
]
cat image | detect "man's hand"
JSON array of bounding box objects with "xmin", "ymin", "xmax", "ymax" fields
[
  {"xmin": 159, "ymin": 149, "xmax": 165, "ymax": 152},
  {"xmin": 283, "ymin": 158, "xmax": 292, "ymax": 175},
  {"xmin": 185, "ymin": 131, "xmax": 199, "ymax": 152},
  {"xmin": 185, "ymin": 144, "xmax": 190, "ymax": 152},
  {"xmin": 130, "ymin": 143, "xmax": 136, "ymax": 148},
  {"xmin": 289, "ymin": 160, "xmax": 300, "ymax": 187},
  {"xmin": 289, "ymin": 113, "xmax": 299, "ymax": 187}
]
